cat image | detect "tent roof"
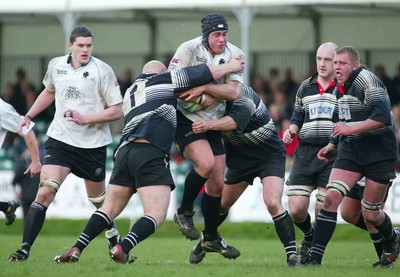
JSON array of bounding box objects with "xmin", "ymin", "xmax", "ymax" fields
[{"xmin": 1, "ymin": 0, "xmax": 400, "ymax": 24}]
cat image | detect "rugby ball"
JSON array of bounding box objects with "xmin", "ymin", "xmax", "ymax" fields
[
  {"xmin": 181, "ymin": 95, "xmax": 204, "ymax": 113},
  {"xmin": 182, "ymin": 101, "xmax": 203, "ymax": 113}
]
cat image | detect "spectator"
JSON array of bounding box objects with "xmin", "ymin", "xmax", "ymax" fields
[
  {"xmin": 251, "ymin": 74, "xmax": 269, "ymax": 104},
  {"xmin": 375, "ymin": 64, "xmax": 395, "ymax": 106},
  {"xmin": 118, "ymin": 68, "xmax": 133, "ymax": 98},
  {"xmin": 12, "ymin": 68, "xmax": 29, "ymax": 115},
  {"xmin": 281, "ymin": 67, "xmax": 299, "ymax": 110},
  {"xmin": 391, "ymin": 63, "xmax": 400, "ymax": 106}
]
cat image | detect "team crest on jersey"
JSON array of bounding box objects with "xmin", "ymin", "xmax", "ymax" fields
[
  {"xmin": 83, "ymin": 71, "xmax": 89, "ymax": 78},
  {"xmin": 63, "ymin": 86, "xmax": 84, "ymax": 100},
  {"xmin": 196, "ymin": 56, "xmax": 207, "ymax": 63}
]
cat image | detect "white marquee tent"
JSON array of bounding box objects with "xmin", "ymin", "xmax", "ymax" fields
[{"xmin": 1, "ymin": 0, "xmax": 400, "ymax": 81}]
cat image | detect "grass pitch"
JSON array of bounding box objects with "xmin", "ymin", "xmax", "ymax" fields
[{"xmin": 0, "ymin": 220, "xmax": 399, "ymax": 277}]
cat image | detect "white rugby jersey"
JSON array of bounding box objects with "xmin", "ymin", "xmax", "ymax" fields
[
  {"xmin": 0, "ymin": 99, "xmax": 23, "ymax": 147},
  {"xmin": 169, "ymin": 36, "xmax": 244, "ymax": 122},
  {"xmin": 43, "ymin": 55, "xmax": 122, "ymax": 148}
]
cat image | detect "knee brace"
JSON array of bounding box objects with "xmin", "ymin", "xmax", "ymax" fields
[
  {"xmin": 316, "ymin": 190, "xmax": 326, "ymax": 204},
  {"xmin": 287, "ymin": 185, "xmax": 313, "ymax": 197},
  {"xmin": 39, "ymin": 179, "xmax": 61, "ymax": 192},
  {"xmin": 326, "ymin": 180, "xmax": 350, "ymax": 197},
  {"xmin": 88, "ymin": 190, "xmax": 106, "ymax": 205},
  {"xmin": 361, "ymin": 198, "xmax": 382, "ymax": 213}
]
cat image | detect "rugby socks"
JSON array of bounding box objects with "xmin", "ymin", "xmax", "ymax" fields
[
  {"xmin": 177, "ymin": 169, "xmax": 207, "ymax": 214},
  {"xmin": 272, "ymin": 211, "xmax": 297, "ymax": 260},
  {"xmin": 376, "ymin": 212, "xmax": 397, "ymax": 248},
  {"xmin": 0, "ymin": 201, "xmax": 9, "ymax": 212},
  {"xmin": 21, "ymin": 201, "xmax": 48, "ymax": 253},
  {"xmin": 218, "ymin": 211, "xmax": 229, "ymax": 227},
  {"xmin": 370, "ymin": 232, "xmax": 384, "ymax": 258},
  {"xmin": 310, "ymin": 209, "xmax": 337, "ymax": 264},
  {"xmin": 355, "ymin": 214, "xmax": 368, "ymax": 230},
  {"xmin": 357, "ymin": 215, "xmax": 381, "ymax": 258},
  {"xmin": 294, "ymin": 213, "xmax": 314, "ymax": 242},
  {"xmin": 74, "ymin": 210, "xmax": 111, "ymax": 251},
  {"xmin": 201, "ymin": 193, "xmax": 221, "ymax": 241},
  {"xmin": 121, "ymin": 215, "xmax": 157, "ymax": 254}
]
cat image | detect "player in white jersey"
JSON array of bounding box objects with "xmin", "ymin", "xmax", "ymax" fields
[
  {"xmin": 9, "ymin": 26, "xmax": 123, "ymax": 262},
  {"xmin": 0, "ymin": 99, "xmax": 41, "ymax": 225},
  {"xmin": 169, "ymin": 13, "xmax": 244, "ymax": 260}
]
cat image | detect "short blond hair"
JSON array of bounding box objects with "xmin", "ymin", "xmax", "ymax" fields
[{"xmin": 336, "ymin": 46, "xmax": 360, "ymax": 63}]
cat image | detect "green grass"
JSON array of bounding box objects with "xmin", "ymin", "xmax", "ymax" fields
[{"xmin": 0, "ymin": 219, "xmax": 399, "ymax": 277}]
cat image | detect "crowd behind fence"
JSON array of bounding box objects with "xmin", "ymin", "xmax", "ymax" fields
[{"xmin": 1, "ymin": 49, "xmax": 400, "ymax": 172}]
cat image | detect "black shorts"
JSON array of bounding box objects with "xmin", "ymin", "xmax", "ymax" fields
[
  {"xmin": 44, "ymin": 137, "xmax": 106, "ymax": 182},
  {"xmin": 346, "ymin": 181, "xmax": 392, "ymax": 202},
  {"xmin": 333, "ymin": 158, "xmax": 396, "ymax": 184},
  {"xmin": 175, "ymin": 110, "xmax": 225, "ymax": 156},
  {"xmin": 225, "ymin": 154, "xmax": 285, "ymax": 185},
  {"xmin": 109, "ymin": 142, "xmax": 175, "ymax": 190},
  {"xmin": 286, "ymin": 144, "xmax": 335, "ymax": 188}
]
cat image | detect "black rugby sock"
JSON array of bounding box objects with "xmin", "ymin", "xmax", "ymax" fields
[
  {"xmin": 178, "ymin": 169, "xmax": 207, "ymax": 214},
  {"xmin": 74, "ymin": 210, "xmax": 110, "ymax": 251},
  {"xmin": 370, "ymin": 232, "xmax": 384, "ymax": 258},
  {"xmin": 375, "ymin": 212, "xmax": 397, "ymax": 247},
  {"xmin": 201, "ymin": 193, "xmax": 221, "ymax": 241},
  {"xmin": 217, "ymin": 211, "xmax": 229, "ymax": 227},
  {"xmin": 273, "ymin": 211, "xmax": 297, "ymax": 260},
  {"xmin": 294, "ymin": 213, "xmax": 314, "ymax": 242},
  {"xmin": 0, "ymin": 201, "xmax": 9, "ymax": 212},
  {"xmin": 22, "ymin": 202, "xmax": 48, "ymax": 253},
  {"xmin": 310, "ymin": 209, "xmax": 337, "ymax": 264},
  {"xmin": 355, "ymin": 214, "xmax": 368, "ymax": 230},
  {"xmin": 121, "ymin": 215, "xmax": 157, "ymax": 254}
]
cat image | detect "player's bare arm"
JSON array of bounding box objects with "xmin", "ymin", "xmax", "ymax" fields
[
  {"xmin": 179, "ymin": 58, "xmax": 244, "ymax": 102},
  {"xmin": 283, "ymin": 124, "xmax": 299, "ymax": 144},
  {"xmin": 202, "ymin": 80, "xmax": 242, "ymax": 101},
  {"xmin": 64, "ymin": 103, "xmax": 122, "ymax": 125},
  {"xmin": 317, "ymin": 143, "xmax": 336, "ymax": 162},
  {"xmin": 192, "ymin": 116, "xmax": 238, "ymax": 134},
  {"xmin": 23, "ymin": 129, "xmax": 42, "ymax": 177},
  {"xmin": 18, "ymin": 88, "xmax": 55, "ymax": 135},
  {"xmin": 332, "ymin": 119, "xmax": 385, "ymax": 137}
]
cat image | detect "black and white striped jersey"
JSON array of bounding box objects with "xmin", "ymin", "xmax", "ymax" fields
[
  {"xmin": 118, "ymin": 64, "xmax": 214, "ymax": 154},
  {"xmin": 335, "ymin": 67, "xmax": 397, "ymax": 163},
  {"xmin": 290, "ymin": 73, "xmax": 339, "ymax": 146},
  {"xmin": 223, "ymin": 85, "xmax": 285, "ymax": 170}
]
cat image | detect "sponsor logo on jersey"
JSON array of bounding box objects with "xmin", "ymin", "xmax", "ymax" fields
[
  {"xmin": 338, "ymin": 103, "xmax": 351, "ymax": 120},
  {"xmin": 196, "ymin": 56, "xmax": 207, "ymax": 63},
  {"xmin": 309, "ymin": 102, "xmax": 335, "ymax": 119},
  {"xmin": 57, "ymin": 69, "xmax": 68, "ymax": 75}
]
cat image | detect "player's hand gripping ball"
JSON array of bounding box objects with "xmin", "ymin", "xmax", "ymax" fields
[{"xmin": 182, "ymin": 94, "xmax": 205, "ymax": 113}]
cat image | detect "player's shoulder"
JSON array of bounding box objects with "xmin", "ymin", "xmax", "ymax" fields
[
  {"xmin": 0, "ymin": 98, "xmax": 18, "ymax": 116},
  {"xmin": 91, "ymin": 56, "xmax": 112, "ymax": 69},
  {"xmin": 178, "ymin": 36, "xmax": 202, "ymax": 48},
  {"xmin": 90, "ymin": 56, "xmax": 116, "ymax": 74},
  {"xmin": 225, "ymin": 42, "xmax": 245, "ymax": 56},
  {"xmin": 48, "ymin": 55, "xmax": 68, "ymax": 68}
]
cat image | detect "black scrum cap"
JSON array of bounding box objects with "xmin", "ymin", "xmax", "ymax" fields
[{"xmin": 201, "ymin": 13, "xmax": 228, "ymax": 44}]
